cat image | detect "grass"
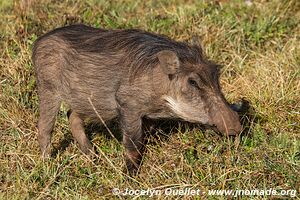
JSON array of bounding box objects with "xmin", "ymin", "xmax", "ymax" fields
[{"xmin": 0, "ymin": 0, "xmax": 299, "ymax": 199}]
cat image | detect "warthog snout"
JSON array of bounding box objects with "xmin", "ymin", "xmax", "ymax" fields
[
  {"xmin": 207, "ymin": 97, "xmax": 243, "ymax": 136},
  {"xmin": 212, "ymin": 106, "xmax": 242, "ymax": 136}
]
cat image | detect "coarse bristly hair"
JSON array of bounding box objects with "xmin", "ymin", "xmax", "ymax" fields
[{"xmin": 35, "ymin": 24, "xmax": 206, "ymax": 78}]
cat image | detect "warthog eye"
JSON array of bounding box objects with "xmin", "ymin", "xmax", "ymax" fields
[{"xmin": 188, "ymin": 78, "xmax": 199, "ymax": 89}]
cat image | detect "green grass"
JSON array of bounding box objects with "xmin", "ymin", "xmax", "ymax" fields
[{"xmin": 0, "ymin": 0, "xmax": 299, "ymax": 199}]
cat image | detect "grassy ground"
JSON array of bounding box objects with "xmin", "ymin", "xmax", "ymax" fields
[{"xmin": 0, "ymin": 0, "xmax": 299, "ymax": 199}]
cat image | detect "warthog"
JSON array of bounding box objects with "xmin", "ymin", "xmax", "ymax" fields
[{"xmin": 33, "ymin": 24, "xmax": 242, "ymax": 174}]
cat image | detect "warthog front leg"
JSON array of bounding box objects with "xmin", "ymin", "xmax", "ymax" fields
[{"xmin": 119, "ymin": 109, "xmax": 145, "ymax": 175}]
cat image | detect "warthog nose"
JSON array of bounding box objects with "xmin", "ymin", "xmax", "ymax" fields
[
  {"xmin": 213, "ymin": 125, "xmax": 241, "ymax": 136},
  {"xmin": 227, "ymin": 122, "xmax": 243, "ymax": 136},
  {"xmin": 217, "ymin": 121, "xmax": 242, "ymax": 136}
]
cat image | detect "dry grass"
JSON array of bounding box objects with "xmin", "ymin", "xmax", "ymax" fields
[{"xmin": 0, "ymin": 0, "xmax": 299, "ymax": 199}]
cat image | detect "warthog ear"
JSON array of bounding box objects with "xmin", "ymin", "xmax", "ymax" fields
[{"xmin": 157, "ymin": 50, "xmax": 180, "ymax": 75}]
